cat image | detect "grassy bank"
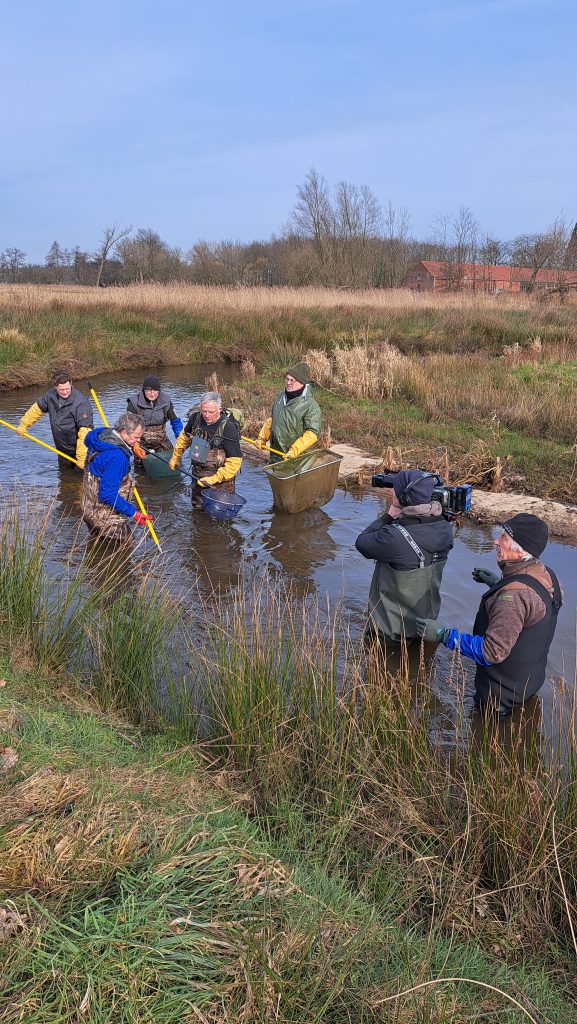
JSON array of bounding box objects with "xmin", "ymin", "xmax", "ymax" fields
[
  {"xmin": 2, "ymin": 503, "xmax": 577, "ymax": 1020},
  {"xmin": 1, "ymin": 283, "xmax": 577, "ymax": 499},
  {"xmin": 4, "ymin": 667, "xmax": 575, "ymax": 1023}
]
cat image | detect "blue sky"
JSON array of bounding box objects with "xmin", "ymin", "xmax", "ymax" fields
[{"xmin": 2, "ymin": 0, "xmax": 576, "ymax": 261}]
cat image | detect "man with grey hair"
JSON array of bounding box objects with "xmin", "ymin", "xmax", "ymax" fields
[
  {"xmin": 169, "ymin": 391, "xmax": 242, "ymax": 501},
  {"xmin": 82, "ymin": 412, "xmax": 153, "ymax": 541},
  {"xmin": 416, "ymin": 514, "xmax": 562, "ymax": 713}
]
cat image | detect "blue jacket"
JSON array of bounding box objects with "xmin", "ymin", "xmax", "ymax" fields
[{"xmin": 85, "ymin": 428, "xmax": 136, "ymax": 519}]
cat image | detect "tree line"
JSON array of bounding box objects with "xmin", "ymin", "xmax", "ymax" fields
[{"xmin": 2, "ymin": 169, "xmax": 576, "ymax": 290}]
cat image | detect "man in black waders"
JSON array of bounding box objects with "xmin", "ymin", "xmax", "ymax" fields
[
  {"xmin": 355, "ymin": 470, "xmax": 454, "ymax": 645},
  {"xmin": 168, "ymin": 391, "xmax": 242, "ymax": 501},
  {"xmin": 17, "ymin": 370, "xmax": 93, "ymax": 468},
  {"xmin": 416, "ymin": 514, "xmax": 562, "ymax": 714}
]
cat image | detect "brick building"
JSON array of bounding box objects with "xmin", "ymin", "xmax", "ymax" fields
[{"xmin": 403, "ymin": 260, "xmax": 577, "ymax": 293}]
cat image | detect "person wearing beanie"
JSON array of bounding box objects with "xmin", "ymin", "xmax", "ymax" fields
[
  {"xmin": 416, "ymin": 513, "xmax": 563, "ymax": 713},
  {"xmin": 127, "ymin": 375, "xmax": 183, "ymax": 454},
  {"xmin": 16, "ymin": 370, "xmax": 94, "ymax": 469},
  {"xmin": 256, "ymin": 361, "xmax": 322, "ymax": 462},
  {"xmin": 355, "ymin": 469, "xmax": 454, "ymax": 644}
]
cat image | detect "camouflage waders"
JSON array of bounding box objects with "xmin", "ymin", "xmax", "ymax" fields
[
  {"xmin": 141, "ymin": 422, "xmax": 172, "ymax": 452},
  {"xmin": 82, "ymin": 468, "xmax": 135, "ymax": 542},
  {"xmin": 192, "ymin": 448, "xmax": 234, "ymax": 503}
]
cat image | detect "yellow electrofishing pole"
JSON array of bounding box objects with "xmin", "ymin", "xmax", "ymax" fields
[
  {"xmin": 89, "ymin": 384, "xmax": 162, "ymax": 553},
  {"xmin": 0, "ymin": 418, "xmax": 80, "ymax": 466},
  {"xmin": 241, "ymin": 435, "xmax": 288, "ymax": 460}
]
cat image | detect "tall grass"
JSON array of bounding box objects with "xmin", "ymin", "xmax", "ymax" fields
[
  {"xmin": 184, "ymin": 574, "xmax": 577, "ymax": 964},
  {"xmin": 2, "ymin": 500, "xmax": 577, "ymax": 972}
]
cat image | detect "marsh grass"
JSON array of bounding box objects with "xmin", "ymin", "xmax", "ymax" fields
[{"xmin": 2, "ymin": 503, "xmax": 577, "ymax": 1006}]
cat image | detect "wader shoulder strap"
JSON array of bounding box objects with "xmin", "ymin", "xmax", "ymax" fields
[{"xmin": 392, "ymin": 522, "xmax": 425, "ymax": 569}]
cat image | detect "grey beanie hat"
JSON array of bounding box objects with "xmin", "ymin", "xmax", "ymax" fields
[{"xmin": 393, "ymin": 469, "xmax": 436, "ymax": 506}]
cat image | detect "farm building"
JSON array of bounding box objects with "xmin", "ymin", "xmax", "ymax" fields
[{"xmin": 403, "ymin": 260, "xmax": 577, "ymax": 293}]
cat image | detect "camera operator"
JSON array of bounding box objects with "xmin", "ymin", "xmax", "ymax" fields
[
  {"xmin": 355, "ymin": 469, "xmax": 454, "ymax": 644},
  {"xmin": 416, "ymin": 514, "xmax": 563, "ymax": 714}
]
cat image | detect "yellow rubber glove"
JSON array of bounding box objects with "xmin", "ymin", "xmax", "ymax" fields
[
  {"xmin": 285, "ymin": 430, "xmax": 318, "ymax": 460},
  {"xmin": 75, "ymin": 427, "xmax": 90, "ymax": 469},
  {"xmin": 200, "ymin": 456, "xmax": 242, "ymax": 487},
  {"xmin": 17, "ymin": 402, "xmax": 43, "ymax": 436},
  {"xmin": 257, "ymin": 418, "xmax": 272, "ymax": 448},
  {"xmin": 169, "ymin": 430, "xmax": 191, "ymax": 470}
]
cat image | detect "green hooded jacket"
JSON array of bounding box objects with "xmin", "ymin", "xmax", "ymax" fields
[{"xmin": 270, "ymin": 385, "xmax": 322, "ymax": 454}]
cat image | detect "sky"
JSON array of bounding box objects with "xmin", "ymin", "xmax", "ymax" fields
[{"xmin": 2, "ymin": 0, "xmax": 576, "ymax": 262}]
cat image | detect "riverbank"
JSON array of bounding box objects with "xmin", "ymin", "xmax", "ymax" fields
[
  {"xmin": 1, "ymin": 282, "xmax": 577, "ymax": 500},
  {"xmin": 2, "ymin": 502, "xmax": 577, "ymax": 1022},
  {"xmin": 2, "ymin": 664, "xmax": 577, "ymax": 1023}
]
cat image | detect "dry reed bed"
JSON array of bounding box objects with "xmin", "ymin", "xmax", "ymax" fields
[{"xmin": 2, "ymin": 282, "xmax": 569, "ymax": 314}]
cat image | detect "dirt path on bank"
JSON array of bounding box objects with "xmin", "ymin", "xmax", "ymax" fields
[{"xmin": 326, "ymin": 443, "xmax": 577, "ymax": 543}]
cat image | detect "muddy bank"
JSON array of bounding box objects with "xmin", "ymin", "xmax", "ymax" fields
[{"xmin": 327, "ymin": 442, "xmax": 577, "ymax": 543}]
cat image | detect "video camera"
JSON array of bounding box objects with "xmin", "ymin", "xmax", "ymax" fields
[{"xmin": 371, "ymin": 470, "xmax": 472, "ymax": 519}]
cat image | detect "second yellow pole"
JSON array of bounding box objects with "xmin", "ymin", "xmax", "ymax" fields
[{"xmin": 89, "ymin": 386, "xmax": 162, "ymax": 552}]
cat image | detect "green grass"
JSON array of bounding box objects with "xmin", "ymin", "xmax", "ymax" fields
[{"xmin": 2, "ymin": 665, "xmax": 577, "ymax": 1023}]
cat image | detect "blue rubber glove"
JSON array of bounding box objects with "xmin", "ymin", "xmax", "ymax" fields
[
  {"xmin": 443, "ymin": 629, "xmax": 493, "ymax": 666},
  {"xmin": 415, "ymin": 617, "xmax": 450, "ymax": 643},
  {"xmin": 472, "ymin": 567, "xmax": 500, "ymax": 587},
  {"xmin": 171, "ymin": 416, "xmax": 184, "ymax": 439}
]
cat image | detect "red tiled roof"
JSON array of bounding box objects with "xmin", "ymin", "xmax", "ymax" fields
[{"xmin": 417, "ymin": 260, "xmax": 577, "ymax": 285}]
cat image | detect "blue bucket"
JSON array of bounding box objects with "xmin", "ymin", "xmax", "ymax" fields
[{"xmin": 201, "ymin": 487, "xmax": 247, "ymax": 520}]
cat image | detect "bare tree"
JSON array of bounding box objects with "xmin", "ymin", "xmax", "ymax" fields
[
  {"xmin": 94, "ymin": 222, "xmax": 131, "ymax": 287},
  {"xmin": 563, "ymin": 222, "xmax": 577, "ymax": 270},
  {"xmin": 292, "ymin": 168, "xmax": 334, "ymax": 279},
  {"xmin": 45, "ymin": 240, "xmax": 65, "ymax": 283},
  {"xmin": 117, "ymin": 228, "xmax": 179, "ymax": 283},
  {"xmin": 0, "ymin": 247, "xmax": 27, "ymax": 283},
  {"xmin": 511, "ymin": 215, "xmax": 568, "ymax": 292},
  {"xmin": 380, "ymin": 201, "xmax": 412, "ymax": 287}
]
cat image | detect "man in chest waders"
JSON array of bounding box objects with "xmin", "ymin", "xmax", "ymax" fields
[
  {"xmin": 416, "ymin": 514, "xmax": 563, "ymax": 715},
  {"xmin": 355, "ymin": 470, "xmax": 454, "ymax": 645},
  {"xmin": 126, "ymin": 374, "xmax": 183, "ymax": 454},
  {"xmin": 17, "ymin": 370, "xmax": 94, "ymax": 469},
  {"xmin": 256, "ymin": 362, "xmax": 322, "ymax": 462},
  {"xmin": 82, "ymin": 413, "xmax": 153, "ymax": 542},
  {"xmin": 169, "ymin": 391, "xmax": 242, "ymax": 502}
]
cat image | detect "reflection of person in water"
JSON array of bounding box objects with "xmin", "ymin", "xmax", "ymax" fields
[
  {"xmin": 263, "ymin": 507, "xmax": 337, "ymax": 587},
  {"xmin": 182, "ymin": 517, "xmax": 246, "ymax": 596}
]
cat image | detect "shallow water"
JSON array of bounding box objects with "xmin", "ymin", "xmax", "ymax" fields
[{"xmin": 1, "ymin": 365, "xmax": 576, "ymax": 751}]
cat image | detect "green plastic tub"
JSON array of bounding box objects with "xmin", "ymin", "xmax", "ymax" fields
[
  {"xmin": 142, "ymin": 450, "xmax": 176, "ymax": 479},
  {"xmin": 262, "ymin": 449, "xmax": 343, "ymax": 514}
]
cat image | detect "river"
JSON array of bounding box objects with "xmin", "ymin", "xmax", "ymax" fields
[{"xmin": 1, "ymin": 365, "xmax": 575, "ymax": 753}]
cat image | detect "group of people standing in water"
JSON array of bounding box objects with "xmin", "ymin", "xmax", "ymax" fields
[
  {"xmin": 15, "ymin": 361, "xmax": 562, "ymax": 716},
  {"xmin": 16, "ymin": 362, "xmax": 322, "ymax": 542}
]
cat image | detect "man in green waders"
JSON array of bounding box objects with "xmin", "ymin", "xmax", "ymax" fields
[
  {"xmin": 256, "ymin": 362, "xmax": 322, "ymax": 462},
  {"xmin": 355, "ymin": 470, "xmax": 454, "ymax": 645}
]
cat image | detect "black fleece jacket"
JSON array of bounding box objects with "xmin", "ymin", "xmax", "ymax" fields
[{"xmin": 355, "ymin": 512, "xmax": 454, "ymax": 570}]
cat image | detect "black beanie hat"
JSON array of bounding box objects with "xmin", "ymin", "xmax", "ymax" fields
[
  {"xmin": 142, "ymin": 374, "xmax": 161, "ymax": 392},
  {"xmin": 285, "ymin": 361, "xmax": 310, "ymax": 385},
  {"xmin": 501, "ymin": 513, "xmax": 548, "ymax": 557},
  {"xmin": 393, "ymin": 469, "xmax": 436, "ymax": 506}
]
